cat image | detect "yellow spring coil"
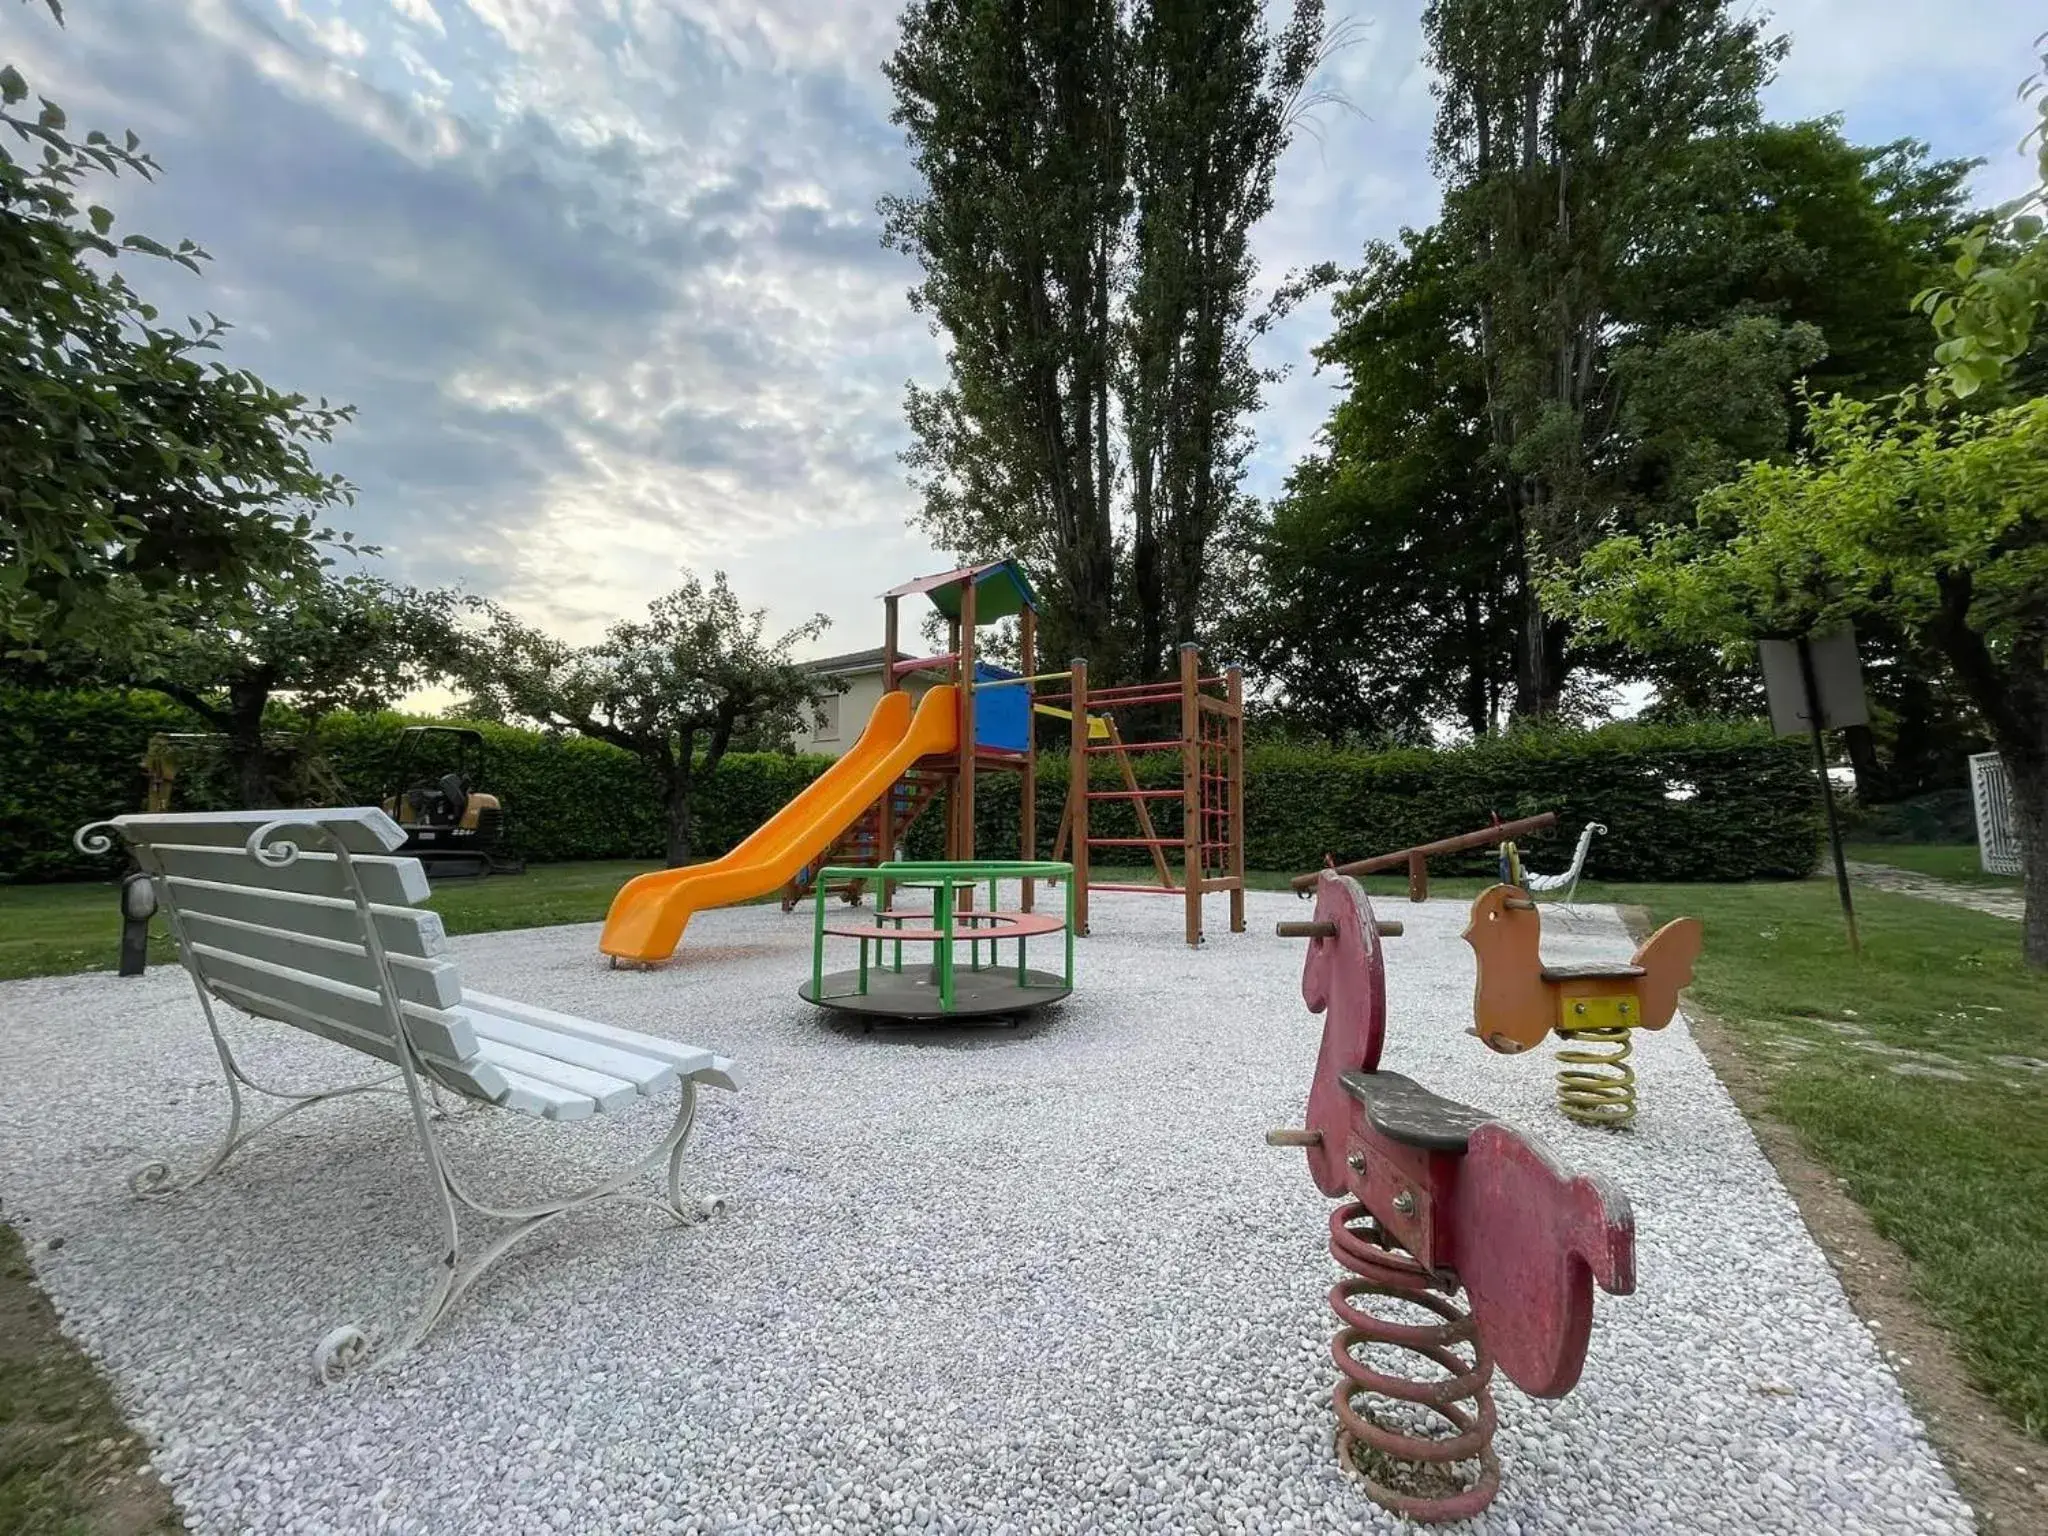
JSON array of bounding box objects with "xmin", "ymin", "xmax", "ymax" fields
[{"xmin": 1553, "ymin": 1023, "xmax": 1636, "ymax": 1128}]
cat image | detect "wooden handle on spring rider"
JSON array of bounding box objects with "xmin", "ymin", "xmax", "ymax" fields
[
  {"xmin": 1265, "ymin": 1129, "xmax": 1323, "ymax": 1147},
  {"xmin": 1275, "ymin": 919, "xmax": 1403, "ymax": 939}
]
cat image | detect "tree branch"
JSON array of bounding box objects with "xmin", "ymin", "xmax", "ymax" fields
[{"xmin": 141, "ymin": 678, "xmax": 232, "ymax": 733}]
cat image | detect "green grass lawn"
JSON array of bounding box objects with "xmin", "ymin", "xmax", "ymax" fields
[
  {"xmin": 1582, "ymin": 876, "xmax": 2045, "ymax": 1441},
  {"xmin": 4, "ymin": 855, "xmax": 2043, "ymax": 1442},
  {"xmin": 0, "ymin": 861, "xmax": 667, "ymax": 983},
  {"xmin": 1845, "ymin": 842, "xmax": 2023, "ymax": 887}
]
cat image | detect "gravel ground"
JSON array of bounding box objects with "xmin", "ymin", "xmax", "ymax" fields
[{"xmin": 0, "ymin": 889, "xmax": 1973, "ymax": 1535}]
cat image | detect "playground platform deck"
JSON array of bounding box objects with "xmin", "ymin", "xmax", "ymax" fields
[{"xmin": 0, "ymin": 891, "xmax": 1971, "ymax": 1535}]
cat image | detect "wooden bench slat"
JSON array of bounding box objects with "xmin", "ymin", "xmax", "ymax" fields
[
  {"xmin": 487, "ymin": 1066, "xmax": 600, "ymax": 1123},
  {"xmin": 461, "ymin": 990, "xmax": 740, "ymax": 1090},
  {"xmin": 114, "ymin": 808, "xmax": 407, "ymax": 854},
  {"xmin": 162, "ymin": 875, "xmax": 445, "ymax": 958},
  {"xmin": 188, "ymin": 943, "xmax": 479, "ymax": 1068},
  {"xmin": 99, "ymin": 810, "xmax": 740, "ymax": 1133},
  {"xmin": 206, "ymin": 975, "xmax": 405, "ymax": 1066},
  {"xmin": 461, "ymin": 1009, "xmax": 679, "ymax": 1095},
  {"xmin": 146, "ymin": 844, "xmax": 430, "ymax": 906},
  {"xmin": 178, "ymin": 910, "xmax": 463, "ymax": 1010},
  {"xmin": 204, "ymin": 977, "xmax": 516, "ymax": 1119},
  {"xmin": 471, "ymin": 1038, "xmax": 641, "ymax": 1114}
]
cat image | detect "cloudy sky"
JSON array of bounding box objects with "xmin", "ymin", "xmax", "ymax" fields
[{"xmin": 13, "ymin": 0, "xmax": 2040, "ymax": 657}]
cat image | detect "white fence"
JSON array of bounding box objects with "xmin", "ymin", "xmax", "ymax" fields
[{"xmin": 1969, "ymin": 752, "xmax": 2025, "ymax": 876}]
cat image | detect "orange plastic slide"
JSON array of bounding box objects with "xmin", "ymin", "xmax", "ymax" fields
[{"xmin": 598, "ymin": 685, "xmax": 959, "ymax": 962}]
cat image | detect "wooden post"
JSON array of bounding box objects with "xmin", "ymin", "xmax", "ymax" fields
[
  {"xmin": 1407, "ymin": 851, "xmax": 1429, "ymax": 903},
  {"xmin": 1180, "ymin": 643, "xmax": 1201, "ymax": 948},
  {"xmin": 1070, "ymin": 657, "xmax": 1090, "ymax": 937},
  {"xmin": 1020, "ymin": 605, "xmax": 1037, "ymax": 912},
  {"xmin": 956, "ymin": 578, "xmax": 977, "ymax": 868},
  {"xmin": 1227, "ymin": 663, "xmax": 1246, "ymax": 934}
]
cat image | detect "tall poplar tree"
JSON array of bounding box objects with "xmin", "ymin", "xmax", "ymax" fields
[
  {"xmin": 882, "ymin": 0, "xmax": 1129, "ymax": 672},
  {"xmin": 1121, "ymin": 0, "xmax": 1325, "ymax": 681},
  {"xmin": 881, "ymin": 0, "xmax": 1330, "ymax": 680}
]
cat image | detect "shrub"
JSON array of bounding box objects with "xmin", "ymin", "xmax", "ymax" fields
[
  {"xmin": 913, "ymin": 718, "xmax": 1819, "ymax": 882},
  {"xmin": 2, "ymin": 688, "xmax": 1818, "ymax": 883}
]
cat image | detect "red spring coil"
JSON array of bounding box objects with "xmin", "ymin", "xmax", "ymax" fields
[{"xmin": 1327, "ymin": 1201, "xmax": 1501, "ymax": 1523}]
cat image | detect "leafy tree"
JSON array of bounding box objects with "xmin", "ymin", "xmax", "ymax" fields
[
  {"xmin": 452, "ymin": 574, "xmax": 829, "ymax": 866},
  {"xmin": 1423, "ymin": 0, "xmax": 1781, "ymax": 716},
  {"xmin": 881, "ymin": 0, "xmax": 1335, "ymax": 679},
  {"xmin": 97, "ymin": 574, "xmax": 455, "ymax": 808},
  {"xmin": 1120, "ymin": 0, "xmax": 1328, "ymax": 681},
  {"xmin": 882, "ymin": 0, "xmax": 1128, "ymax": 672},
  {"xmin": 1559, "ymin": 396, "xmax": 2048, "ymax": 964},
  {"xmin": 1, "ymin": 3, "xmax": 356, "ymax": 653},
  {"xmin": 1918, "ymin": 36, "xmax": 2048, "ymax": 404},
  {"xmin": 1250, "ymin": 102, "xmax": 1972, "ymax": 753},
  {"xmin": 1229, "ymin": 229, "xmax": 1517, "ymax": 740}
]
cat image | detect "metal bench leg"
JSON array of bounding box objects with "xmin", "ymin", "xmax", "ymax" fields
[
  {"xmin": 313, "ymin": 1076, "xmax": 724, "ymax": 1385},
  {"xmin": 130, "ymin": 980, "xmax": 400, "ymax": 1199}
]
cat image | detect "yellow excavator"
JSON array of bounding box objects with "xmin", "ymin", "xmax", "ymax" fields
[{"xmin": 380, "ymin": 726, "xmax": 524, "ymax": 879}]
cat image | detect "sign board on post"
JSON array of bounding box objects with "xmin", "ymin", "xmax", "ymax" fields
[
  {"xmin": 1758, "ymin": 629, "xmax": 1869, "ymax": 735},
  {"xmin": 1757, "ymin": 627, "xmax": 1867, "ymax": 954}
]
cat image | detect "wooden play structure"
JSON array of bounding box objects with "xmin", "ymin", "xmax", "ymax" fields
[
  {"xmin": 1289, "ymin": 812, "xmax": 1559, "ymax": 902},
  {"xmin": 597, "ymin": 558, "xmax": 1246, "ymax": 962},
  {"xmin": 1463, "ymin": 884, "xmax": 1704, "ymax": 1127},
  {"xmin": 781, "ymin": 560, "xmax": 1050, "ymax": 916},
  {"xmin": 787, "ymin": 566, "xmax": 1246, "ymax": 949},
  {"xmin": 1266, "ymin": 871, "xmax": 1637, "ymax": 1522},
  {"xmin": 1042, "ymin": 644, "xmax": 1246, "ymax": 947}
]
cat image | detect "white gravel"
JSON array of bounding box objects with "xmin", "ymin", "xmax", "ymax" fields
[{"xmin": 0, "ymin": 889, "xmax": 1974, "ymax": 1535}]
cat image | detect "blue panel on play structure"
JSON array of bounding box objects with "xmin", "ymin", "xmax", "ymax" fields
[{"xmin": 974, "ymin": 663, "xmax": 1031, "ymax": 752}]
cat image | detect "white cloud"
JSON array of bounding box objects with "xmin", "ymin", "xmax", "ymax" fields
[
  {"xmin": 14, "ymin": 0, "xmax": 2034, "ymax": 655},
  {"xmin": 275, "ymin": 0, "xmax": 370, "ymax": 59},
  {"xmin": 390, "ymin": 0, "xmax": 447, "ymax": 37},
  {"xmin": 1761, "ymin": 0, "xmax": 2042, "ymax": 202}
]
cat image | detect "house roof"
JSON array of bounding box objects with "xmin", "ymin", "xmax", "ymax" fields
[
  {"xmin": 802, "ymin": 647, "xmax": 888, "ymax": 675},
  {"xmin": 879, "ymin": 558, "xmax": 1039, "ymax": 622}
]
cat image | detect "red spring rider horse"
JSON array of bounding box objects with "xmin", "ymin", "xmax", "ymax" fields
[{"xmin": 1268, "ymin": 872, "xmax": 1637, "ymax": 1522}]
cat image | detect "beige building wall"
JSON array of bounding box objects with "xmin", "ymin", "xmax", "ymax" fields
[{"xmin": 792, "ymin": 669, "xmax": 938, "ymax": 757}]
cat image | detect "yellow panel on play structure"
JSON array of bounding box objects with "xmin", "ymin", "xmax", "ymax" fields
[{"xmin": 1031, "ymin": 702, "xmax": 1111, "ymax": 740}]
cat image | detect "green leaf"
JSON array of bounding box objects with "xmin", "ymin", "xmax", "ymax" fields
[
  {"xmin": 0, "ymin": 66, "xmax": 26, "ymax": 106},
  {"xmin": 87, "ymin": 204, "xmax": 113, "ymax": 236}
]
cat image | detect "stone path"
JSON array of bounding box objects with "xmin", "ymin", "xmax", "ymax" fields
[{"xmin": 1843, "ymin": 860, "xmax": 2024, "ymax": 921}]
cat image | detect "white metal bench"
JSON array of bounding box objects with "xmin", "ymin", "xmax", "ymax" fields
[{"xmin": 75, "ymin": 807, "xmax": 741, "ymax": 1382}]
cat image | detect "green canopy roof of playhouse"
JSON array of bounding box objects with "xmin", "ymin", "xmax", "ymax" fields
[{"xmin": 881, "ymin": 559, "xmax": 1039, "ymax": 622}]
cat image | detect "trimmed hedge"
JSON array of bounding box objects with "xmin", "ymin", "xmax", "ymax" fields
[
  {"xmin": 2, "ymin": 688, "xmax": 1820, "ymax": 883},
  {"xmin": 2, "ymin": 689, "xmax": 198, "ymax": 880},
  {"xmin": 908, "ymin": 719, "xmax": 1821, "ymax": 882}
]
